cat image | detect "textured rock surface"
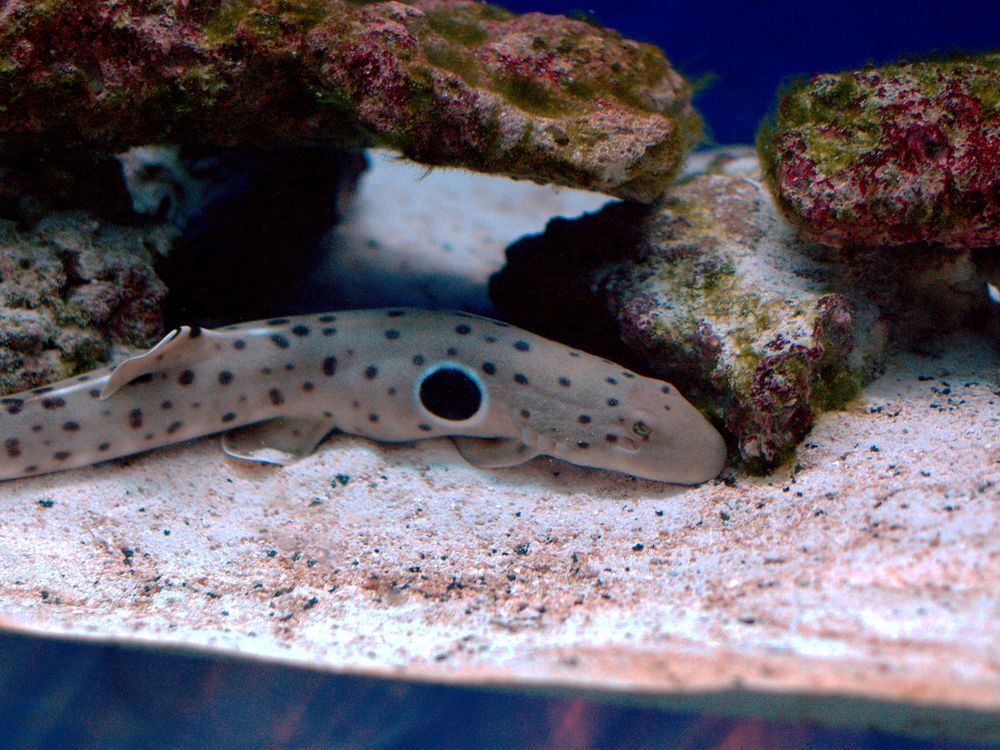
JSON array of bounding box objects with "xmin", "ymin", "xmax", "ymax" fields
[
  {"xmin": 759, "ymin": 55, "xmax": 1000, "ymax": 248},
  {"xmin": 0, "ymin": 142, "xmax": 365, "ymax": 395},
  {"xmin": 492, "ymin": 171, "xmax": 885, "ymax": 468},
  {"xmin": 492, "ymin": 149, "xmax": 1000, "ymax": 468},
  {"xmin": 0, "ymin": 0, "xmax": 698, "ymax": 202},
  {"xmin": 0, "ymin": 213, "xmax": 173, "ymax": 394}
]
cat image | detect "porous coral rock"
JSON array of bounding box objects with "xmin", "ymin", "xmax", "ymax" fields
[
  {"xmin": 759, "ymin": 55, "xmax": 1000, "ymax": 248},
  {"xmin": 492, "ymin": 169, "xmax": 888, "ymax": 468},
  {"xmin": 0, "ymin": 0, "xmax": 699, "ymax": 202},
  {"xmin": 0, "ymin": 212, "xmax": 173, "ymax": 394},
  {"xmin": 492, "ymin": 147, "xmax": 1000, "ymax": 468}
]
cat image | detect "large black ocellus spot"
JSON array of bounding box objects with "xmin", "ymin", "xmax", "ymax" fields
[{"xmin": 419, "ymin": 366, "xmax": 483, "ymax": 421}]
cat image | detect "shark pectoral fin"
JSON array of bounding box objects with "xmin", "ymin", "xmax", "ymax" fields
[
  {"xmin": 450, "ymin": 436, "xmax": 539, "ymax": 469},
  {"xmin": 221, "ymin": 417, "xmax": 339, "ymax": 466},
  {"xmin": 101, "ymin": 325, "xmax": 229, "ymax": 399}
]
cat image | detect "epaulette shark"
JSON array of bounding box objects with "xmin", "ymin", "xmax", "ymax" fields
[{"xmin": 0, "ymin": 309, "xmax": 727, "ymax": 484}]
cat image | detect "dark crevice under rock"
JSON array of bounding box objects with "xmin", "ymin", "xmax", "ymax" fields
[
  {"xmin": 492, "ymin": 164, "xmax": 995, "ymax": 470},
  {"xmin": 147, "ymin": 146, "xmax": 367, "ymax": 327}
]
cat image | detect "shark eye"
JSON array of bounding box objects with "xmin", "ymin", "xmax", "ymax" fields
[
  {"xmin": 418, "ymin": 365, "xmax": 484, "ymax": 421},
  {"xmin": 632, "ymin": 421, "xmax": 652, "ymax": 440}
]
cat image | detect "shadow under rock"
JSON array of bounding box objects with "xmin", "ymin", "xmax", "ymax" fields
[{"xmin": 154, "ymin": 146, "xmax": 367, "ymax": 328}]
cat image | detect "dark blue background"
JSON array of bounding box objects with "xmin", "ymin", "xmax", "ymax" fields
[{"xmin": 497, "ymin": 0, "xmax": 998, "ymax": 143}]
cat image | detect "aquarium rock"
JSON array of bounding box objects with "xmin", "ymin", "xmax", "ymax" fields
[
  {"xmin": 0, "ymin": 0, "xmax": 699, "ymax": 202},
  {"xmin": 759, "ymin": 56, "xmax": 1000, "ymax": 248},
  {"xmin": 0, "ymin": 212, "xmax": 173, "ymax": 394},
  {"xmin": 491, "ymin": 168, "xmax": 888, "ymax": 469}
]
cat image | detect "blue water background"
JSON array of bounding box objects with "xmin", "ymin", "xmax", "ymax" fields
[{"xmin": 499, "ymin": 0, "xmax": 999, "ymax": 144}]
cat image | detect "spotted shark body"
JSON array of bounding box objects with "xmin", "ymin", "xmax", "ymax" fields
[{"xmin": 0, "ymin": 309, "xmax": 726, "ymax": 484}]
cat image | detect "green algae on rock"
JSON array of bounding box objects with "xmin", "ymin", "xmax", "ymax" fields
[
  {"xmin": 758, "ymin": 55, "xmax": 1000, "ymax": 249},
  {"xmin": 492, "ymin": 146, "xmax": 1000, "ymax": 469},
  {"xmin": 0, "ymin": 213, "xmax": 173, "ymax": 395},
  {"xmin": 0, "ymin": 0, "xmax": 699, "ymax": 202},
  {"xmin": 491, "ymin": 168, "xmax": 886, "ymax": 469}
]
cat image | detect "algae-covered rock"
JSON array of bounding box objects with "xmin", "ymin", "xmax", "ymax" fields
[
  {"xmin": 492, "ymin": 146, "xmax": 1000, "ymax": 468},
  {"xmin": 0, "ymin": 0, "xmax": 699, "ymax": 202},
  {"xmin": 0, "ymin": 212, "xmax": 173, "ymax": 394},
  {"xmin": 491, "ymin": 169, "xmax": 888, "ymax": 468},
  {"xmin": 759, "ymin": 55, "xmax": 1000, "ymax": 249}
]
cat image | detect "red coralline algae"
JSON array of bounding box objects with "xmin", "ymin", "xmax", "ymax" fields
[
  {"xmin": 759, "ymin": 56, "xmax": 1000, "ymax": 248},
  {"xmin": 0, "ymin": 0, "xmax": 700, "ymax": 201}
]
